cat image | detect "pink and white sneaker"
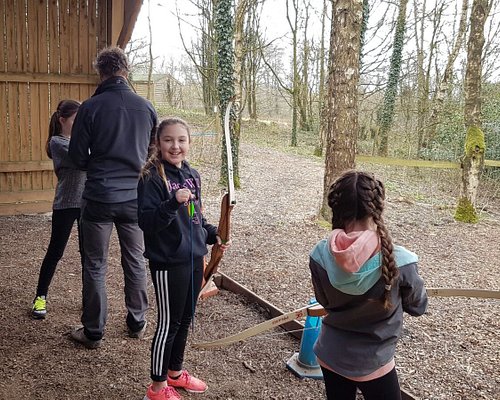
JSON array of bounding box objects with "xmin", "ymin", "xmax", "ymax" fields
[
  {"xmin": 167, "ymin": 370, "xmax": 208, "ymax": 393},
  {"xmin": 143, "ymin": 384, "xmax": 181, "ymax": 400}
]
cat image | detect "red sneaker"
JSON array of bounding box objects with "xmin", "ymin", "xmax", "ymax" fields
[
  {"xmin": 143, "ymin": 385, "xmax": 181, "ymax": 400},
  {"xmin": 167, "ymin": 370, "xmax": 208, "ymax": 393}
]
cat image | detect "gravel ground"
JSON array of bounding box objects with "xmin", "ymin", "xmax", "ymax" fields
[{"xmin": 0, "ymin": 140, "xmax": 498, "ymax": 400}]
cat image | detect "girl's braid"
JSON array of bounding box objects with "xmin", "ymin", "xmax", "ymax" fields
[
  {"xmin": 365, "ymin": 176, "xmax": 398, "ymax": 310},
  {"xmin": 329, "ymin": 170, "xmax": 398, "ymax": 310}
]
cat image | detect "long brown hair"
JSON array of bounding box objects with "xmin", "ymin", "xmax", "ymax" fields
[
  {"xmin": 46, "ymin": 100, "xmax": 80, "ymax": 159},
  {"xmin": 140, "ymin": 117, "xmax": 191, "ymax": 190},
  {"xmin": 327, "ymin": 170, "xmax": 398, "ymax": 310}
]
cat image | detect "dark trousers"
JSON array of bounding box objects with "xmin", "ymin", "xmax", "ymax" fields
[
  {"xmin": 321, "ymin": 366, "xmax": 402, "ymax": 400},
  {"xmin": 80, "ymin": 199, "xmax": 148, "ymax": 340},
  {"xmin": 149, "ymin": 257, "xmax": 204, "ymax": 382},
  {"xmin": 36, "ymin": 208, "xmax": 82, "ymax": 297}
]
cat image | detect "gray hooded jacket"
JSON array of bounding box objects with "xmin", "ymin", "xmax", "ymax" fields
[{"xmin": 309, "ymin": 238, "xmax": 427, "ymax": 377}]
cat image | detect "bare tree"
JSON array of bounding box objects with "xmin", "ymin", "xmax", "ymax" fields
[
  {"xmin": 314, "ymin": 0, "xmax": 329, "ymax": 156},
  {"xmin": 455, "ymin": 0, "xmax": 490, "ymax": 223},
  {"xmin": 287, "ymin": 0, "xmax": 300, "ymax": 146},
  {"xmin": 321, "ymin": 0, "xmax": 363, "ymax": 219},
  {"xmin": 234, "ymin": 0, "xmax": 252, "ymax": 140},
  {"xmin": 297, "ymin": 1, "xmax": 313, "ymax": 132},
  {"xmin": 125, "ymin": 38, "xmax": 150, "ymax": 73},
  {"xmin": 425, "ymin": 0, "xmax": 469, "ymax": 149},
  {"xmin": 375, "ymin": 0, "xmax": 409, "ymax": 157},
  {"xmin": 146, "ymin": 0, "xmax": 154, "ymax": 101},
  {"xmin": 176, "ymin": 0, "xmax": 218, "ymax": 116},
  {"xmin": 414, "ymin": 0, "xmax": 442, "ymax": 153},
  {"xmin": 243, "ymin": 0, "xmax": 263, "ymax": 120}
]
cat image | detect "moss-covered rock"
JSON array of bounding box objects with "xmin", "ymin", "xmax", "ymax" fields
[{"xmin": 454, "ymin": 197, "xmax": 479, "ymax": 223}]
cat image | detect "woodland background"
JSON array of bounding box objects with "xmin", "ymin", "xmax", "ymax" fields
[
  {"xmin": 127, "ymin": 0, "xmax": 500, "ymax": 160},
  {"xmin": 1, "ymin": 1, "xmax": 499, "ymax": 399}
]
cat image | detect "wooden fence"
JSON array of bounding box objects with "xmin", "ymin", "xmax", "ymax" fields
[{"xmin": 0, "ymin": 0, "xmax": 107, "ymax": 215}]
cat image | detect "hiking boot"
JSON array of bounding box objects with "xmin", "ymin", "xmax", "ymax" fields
[
  {"xmin": 70, "ymin": 326, "xmax": 102, "ymax": 349},
  {"xmin": 144, "ymin": 385, "xmax": 182, "ymax": 400},
  {"xmin": 129, "ymin": 320, "xmax": 148, "ymax": 339},
  {"xmin": 32, "ymin": 296, "xmax": 47, "ymax": 319},
  {"xmin": 167, "ymin": 370, "xmax": 207, "ymax": 393}
]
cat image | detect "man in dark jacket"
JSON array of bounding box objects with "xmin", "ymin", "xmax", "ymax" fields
[{"xmin": 69, "ymin": 46, "xmax": 157, "ymax": 348}]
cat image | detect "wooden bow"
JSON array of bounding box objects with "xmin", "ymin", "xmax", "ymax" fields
[
  {"xmin": 193, "ymin": 303, "xmax": 320, "ymax": 349},
  {"xmin": 193, "ymin": 287, "xmax": 499, "ymax": 349},
  {"xmin": 202, "ymin": 101, "xmax": 236, "ymax": 288}
]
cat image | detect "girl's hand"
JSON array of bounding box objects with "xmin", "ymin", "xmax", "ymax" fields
[
  {"xmin": 216, "ymin": 236, "xmax": 232, "ymax": 252},
  {"xmin": 176, "ymin": 188, "xmax": 194, "ymax": 204}
]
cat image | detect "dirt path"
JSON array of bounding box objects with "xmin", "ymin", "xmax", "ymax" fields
[{"xmin": 0, "ymin": 142, "xmax": 498, "ymax": 399}]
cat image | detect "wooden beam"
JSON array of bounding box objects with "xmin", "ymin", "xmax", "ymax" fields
[
  {"xmin": 115, "ymin": 0, "xmax": 143, "ymax": 49},
  {"xmin": 110, "ymin": 0, "xmax": 125, "ymax": 47},
  {"xmin": 0, "ymin": 72, "xmax": 99, "ymax": 84},
  {"xmin": 356, "ymin": 155, "xmax": 460, "ymax": 169},
  {"xmin": 485, "ymin": 159, "xmax": 500, "ymax": 167},
  {"xmin": 356, "ymin": 155, "xmax": 500, "ymax": 169},
  {"xmin": 0, "ymin": 161, "xmax": 53, "ymax": 172},
  {"xmin": 0, "ymin": 189, "xmax": 54, "ymax": 203},
  {"xmin": 0, "ymin": 200, "xmax": 52, "ymax": 216},
  {"xmin": 214, "ymin": 271, "xmax": 304, "ymax": 339}
]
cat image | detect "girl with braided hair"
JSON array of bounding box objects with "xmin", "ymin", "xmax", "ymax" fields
[{"xmin": 309, "ymin": 170, "xmax": 428, "ymax": 400}]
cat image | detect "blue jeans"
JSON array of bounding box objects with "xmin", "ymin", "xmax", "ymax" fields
[{"xmin": 80, "ymin": 199, "xmax": 148, "ymax": 340}]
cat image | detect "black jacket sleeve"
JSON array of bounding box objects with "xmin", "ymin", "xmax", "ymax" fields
[
  {"xmin": 138, "ymin": 174, "xmax": 182, "ymax": 234},
  {"xmin": 309, "ymin": 257, "xmax": 331, "ymax": 308},
  {"xmin": 68, "ymin": 106, "xmax": 92, "ymax": 169},
  {"xmin": 399, "ymin": 263, "xmax": 428, "ymax": 316}
]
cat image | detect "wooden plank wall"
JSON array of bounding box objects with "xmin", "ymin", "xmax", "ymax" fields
[{"xmin": 0, "ymin": 0, "xmax": 107, "ymax": 215}]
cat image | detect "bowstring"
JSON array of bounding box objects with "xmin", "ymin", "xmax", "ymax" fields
[
  {"xmin": 188, "ymin": 198, "xmax": 195, "ymax": 333},
  {"xmin": 196, "ymin": 325, "xmax": 320, "ymax": 349}
]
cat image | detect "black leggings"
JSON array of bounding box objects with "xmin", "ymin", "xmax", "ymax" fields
[
  {"xmin": 35, "ymin": 208, "xmax": 82, "ymax": 297},
  {"xmin": 149, "ymin": 257, "xmax": 204, "ymax": 382},
  {"xmin": 321, "ymin": 366, "xmax": 402, "ymax": 400}
]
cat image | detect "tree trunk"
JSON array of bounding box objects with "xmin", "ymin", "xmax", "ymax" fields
[
  {"xmin": 215, "ymin": 0, "xmax": 240, "ymax": 188},
  {"xmin": 425, "ymin": 0, "xmax": 468, "ymax": 148},
  {"xmin": 414, "ymin": 0, "xmax": 426, "ymax": 153},
  {"xmin": 321, "ymin": 0, "xmax": 362, "ymax": 220},
  {"xmin": 201, "ymin": 3, "xmax": 218, "ymax": 116},
  {"xmin": 455, "ymin": 0, "xmax": 488, "ymax": 223},
  {"xmin": 234, "ymin": 0, "xmax": 249, "ymax": 167},
  {"xmin": 315, "ymin": 0, "xmax": 328, "ymax": 156},
  {"xmin": 244, "ymin": 1, "xmax": 261, "ymax": 120},
  {"xmin": 146, "ymin": 0, "xmax": 153, "ymax": 102},
  {"xmin": 376, "ymin": 0, "xmax": 408, "ymax": 157},
  {"xmin": 298, "ymin": 3, "xmax": 312, "ymax": 132},
  {"xmin": 178, "ymin": 0, "xmax": 218, "ymax": 116},
  {"xmin": 286, "ymin": 0, "xmax": 300, "ymax": 147}
]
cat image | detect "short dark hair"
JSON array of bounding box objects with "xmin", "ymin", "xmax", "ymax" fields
[{"xmin": 94, "ymin": 46, "xmax": 129, "ymax": 78}]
